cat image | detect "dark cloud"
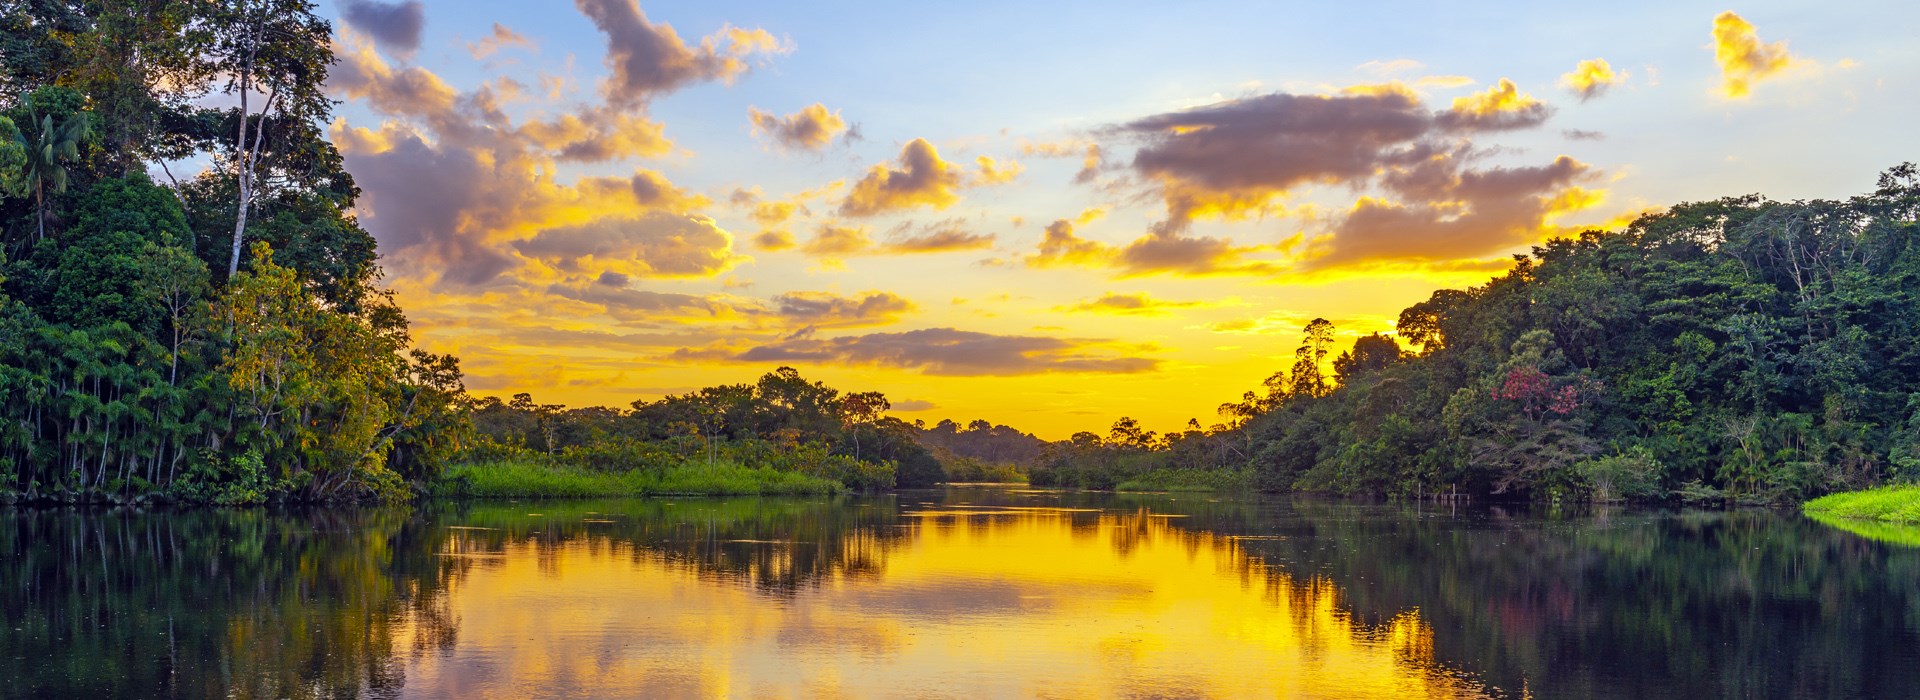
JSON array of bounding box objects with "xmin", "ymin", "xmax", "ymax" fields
[
  {"xmin": 341, "ymin": 0, "xmax": 425, "ymax": 57},
  {"xmin": 573, "ymin": 0, "xmax": 781, "ymax": 108},
  {"xmin": 1049, "ymin": 81, "xmax": 1580, "ymax": 276},
  {"xmin": 1115, "ymin": 231, "xmax": 1277, "ymax": 276},
  {"xmin": 1562, "ymin": 129, "xmax": 1606, "ymax": 141},
  {"xmin": 726, "ymin": 328, "xmax": 1159, "ymax": 376},
  {"xmin": 890, "ymin": 399, "xmax": 938, "ymax": 412},
  {"xmin": 749, "ymin": 103, "xmax": 848, "ymax": 151},
  {"xmin": 1308, "ymin": 155, "xmax": 1591, "ymax": 268},
  {"xmin": 1123, "ymin": 90, "xmax": 1433, "ymax": 198},
  {"xmin": 771, "ymin": 291, "xmax": 914, "ymax": 328},
  {"xmin": 332, "ymin": 127, "xmax": 517, "ymax": 285},
  {"xmin": 513, "ymin": 212, "xmax": 740, "ymax": 277}
]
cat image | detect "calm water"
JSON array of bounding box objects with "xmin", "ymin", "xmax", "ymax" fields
[{"xmin": 3, "ymin": 487, "xmax": 1918, "ymax": 699}]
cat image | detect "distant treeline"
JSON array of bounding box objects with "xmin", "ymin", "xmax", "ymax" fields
[
  {"xmin": 1033, "ymin": 166, "xmax": 1920, "ymax": 503},
  {"xmin": 467, "ymin": 367, "xmax": 946, "ymax": 490},
  {"xmin": 0, "ymin": 2, "xmax": 468, "ymax": 504}
]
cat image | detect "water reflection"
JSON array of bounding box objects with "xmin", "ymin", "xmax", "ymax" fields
[{"xmin": 4, "ymin": 489, "xmax": 1918, "ymax": 698}]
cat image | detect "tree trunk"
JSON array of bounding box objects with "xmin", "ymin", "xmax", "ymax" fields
[{"xmin": 228, "ymin": 63, "xmax": 250, "ymax": 278}]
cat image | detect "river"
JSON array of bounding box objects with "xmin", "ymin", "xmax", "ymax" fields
[{"xmin": 3, "ymin": 486, "xmax": 1916, "ymax": 698}]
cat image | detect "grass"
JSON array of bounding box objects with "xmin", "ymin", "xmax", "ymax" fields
[
  {"xmin": 435, "ymin": 459, "xmax": 845, "ymax": 499},
  {"xmin": 1803, "ymin": 484, "xmax": 1920, "ymax": 547},
  {"xmin": 1115, "ymin": 468, "xmax": 1255, "ymax": 493},
  {"xmin": 1803, "ymin": 484, "xmax": 1920, "ymax": 522}
]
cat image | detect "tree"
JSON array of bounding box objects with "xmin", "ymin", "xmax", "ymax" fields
[
  {"xmin": 1290, "ymin": 318, "xmax": 1336, "ymax": 398},
  {"xmin": 1334, "ymin": 333, "xmax": 1404, "ymax": 384},
  {"xmin": 840, "ymin": 391, "xmax": 889, "ymax": 460},
  {"xmin": 11, "ymin": 99, "xmax": 88, "ymax": 238},
  {"xmin": 199, "ymin": 0, "xmax": 334, "ymax": 277}
]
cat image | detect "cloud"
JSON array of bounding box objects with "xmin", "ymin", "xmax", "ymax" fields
[
  {"xmin": 1562, "ymin": 129, "xmax": 1605, "ymax": 141},
  {"xmin": 751, "ymin": 230, "xmax": 796, "ymax": 251},
  {"xmin": 771, "ymin": 291, "xmax": 914, "ymax": 328},
  {"xmin": 1559, "ymin": 58, "xmax": 1626, "ymax": 101},
  {"xmin": 802, "ymin": 223, "xmax": 874, "ymax": 258},
  {"xmin": 749, "ymin": 103, "xmax": 849, "ymax": 150},
  {"xmin": 1018, "ymin": 139, "xmax": 1102, "ymax": 183},
  {"xmin": 879, "ymin": 220, "xmax": 996, "ymax": 253},
  {"xmin": 1066, "ymin": 81, "xmax": 1583, "ymax": 277},
  {"xmin": 1356, "ymin": 59, "xmax": 1423, "ymax": 76},
  {"xmin": 1124, "ymin": 90, "xmax": 1432, "ymax": 202},
  {"xmin": 890, "ymin": 400, "xmax": 938, "ymax": 412},
  {"xmin": 1060, "ymin": 293, "xmax": 1206, "ymax": 316},
  {"xmin": 795, "ymin": 220, "xmax": 995, "ymax": 259},
  {"xmin": 468, "ymin": 22, "xmax": 535, "ymax": 59},
  {"xmin": 974, "ymin": 155, "xmax": 1023, "ymax": 184},
  {"xmin": 340, "ymin": 0, "xmax": 424, "ymax": 58},
  {"xmin": 574, "ymin": 0, "xmax": 785, "ymax": 108},
  {"xmin": 839, "ymin": 138, "xmax": 964, "ymax": 216},
  {"xmin": 513, "ymin": 212, "xmax": 744, "ymax": 278},
  {"xmin": 545, "ymin": 273, "xmax": 738, "ymax": 321},
  {"xmin": 327, "ymin": 28, "xmax": 749, "ymax": 287},
  {"xmin": 518, "ymin": 106, "xmax": 672, "ymax": 162},
  {"xmin": 1305, "ymin": 154, "xmax": 1596, "ymax": 269},
  {"xmin": 1023, "ymin": 218, "xmax": 1114, "ymax": 269},
  {"xmin": 724, "ymin": 328, "xmax": 1159, "ymax": 376},
  {"xmin": 1712, "ymin": 11, "xmax": 1797, "ymax": 99},
  {"xmin": 1437, "ymin": 78, "xmax": 1553, "ymax": 132}
]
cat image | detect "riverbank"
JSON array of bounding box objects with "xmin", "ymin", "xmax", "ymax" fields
[
  {"xmin": 433, "ymin": 459, "xmax": 846, "ymax": 498},
  {"xmin": 1114, "ymin": 468, "xmax": 1255, "ymax": 493},
  {"xmin": 1803, "ymin": 484, "xmax": 1920, "ymax": 523},
  {"xmin": 1803, "ymin": 485, "xmax": 1920, "ymax": 547}
]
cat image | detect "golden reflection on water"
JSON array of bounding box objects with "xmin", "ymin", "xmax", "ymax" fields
[{"xmin": 390, "ymin": 503, "xmax": 1487, "ymax": 698}]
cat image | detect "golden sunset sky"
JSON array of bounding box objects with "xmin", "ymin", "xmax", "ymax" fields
[{"xmin": 313, "ymin": 1, "xmax": 1918, "ymax": 438}]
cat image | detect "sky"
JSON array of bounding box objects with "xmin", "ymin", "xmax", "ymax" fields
[{"xmin": 314, "ymin": 0, "xmax": 1920, "ymax": 439}]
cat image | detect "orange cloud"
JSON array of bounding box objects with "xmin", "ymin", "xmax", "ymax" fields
[
  {"xmin": 714, "ymin": 328, "xmax": 1160, "ymax": 377},
  {"xmin": 1060, "ymin": 293, "xmax": 1208, "ymax": 316},
  {"xmin": 802, "ymin": 223, "xmax": 875, "ymax": 258},
  {"xmin": 1712, "ymin": 11, "xmax": 1797, "ymax": 98},
  {"xmin": 1559, "ymin": 59, "xmax": 1625, "ymax": 101},
  {"xmin": 749, "ymin": 103, "xmax": 849, "ymax": 150},
  {"xmin": 1440, "ymin": 78, "xmax": 1553, "ymax": 131},
  {"xmin": 839, "ymin": 138, "xmax": 964, "ymax": 217},
  {"xmin": 1024, "ymin": 219, "xmax": 1114, "ymax": 269},
  {"xmin": 752, "ymin": 230, "xmax": 796, "ymax": 251},
  {"xmin": 974, "ymin": 156, "xmax": 1024, "ymax": 185},
  {"xmin": 770, "ymin": 291, "xmax": 915, "ymax": 328},
  {"xmin": 468, "ymin": 22, "xmax": 535, "ymax": 59}
]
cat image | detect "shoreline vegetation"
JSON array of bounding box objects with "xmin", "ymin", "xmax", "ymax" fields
[
  {"xmin": 1804, "ymin": 484, "xmax": 1920, "ymax": 523},
  {"xmin": 2, "ymin": 4, "xmax": 1918, "ymax": 512},
  {"xmin": 1803, "ymin": 484, "xmax": 1920, "ymax": 546}
]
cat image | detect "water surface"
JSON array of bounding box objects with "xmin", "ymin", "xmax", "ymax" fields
[{"xmin": 4, "ymin": 487, "xmax": 1917, "ymax": 698}]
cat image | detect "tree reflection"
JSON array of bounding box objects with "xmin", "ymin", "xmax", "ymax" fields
[{"xmin": 3, "ymin": 492, "xmax": 1917, "ymax": 698}]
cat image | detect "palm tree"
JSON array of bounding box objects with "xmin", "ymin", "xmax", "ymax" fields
[{"xmin": 13, "ymin": 110, "xmax": 88, "ymax": 239}]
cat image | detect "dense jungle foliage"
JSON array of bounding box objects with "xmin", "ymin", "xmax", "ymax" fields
[
  {"xmin": 464, "ymin": 366, "xmax": 948, "ymax": 490},
  {"xmin": 1031, "ymin": 166, "xmax": 1920, "ymax": 503},
  {"xmin": 0, "ymin": 0, "xmax": 467, "ymax": 503}
]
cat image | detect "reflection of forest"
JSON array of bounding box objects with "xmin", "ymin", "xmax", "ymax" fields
[
  {"xmin": 4, "ymin": 491, "xmax": 1918, "ymax": 698},
  {"xmin": 0, "ymin": 507, "xmax": 458, "ymax": 698}
]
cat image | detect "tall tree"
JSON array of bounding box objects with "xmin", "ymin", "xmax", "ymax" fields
[{"xmin": 200, "ymin": 0, "xmax": 333, "ymax": 277}]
